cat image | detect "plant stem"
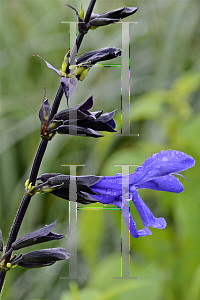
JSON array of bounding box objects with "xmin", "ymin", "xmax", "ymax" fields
[
  {"xmin": 0, "ymin": 0, "xmax": 97, "ymax": 295},
  {"xmin": 0, "ymin": 271, "xmax": 6, "ymax": 296}
]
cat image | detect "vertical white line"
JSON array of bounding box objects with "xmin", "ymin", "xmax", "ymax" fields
[
  {"xmin": 113, "ymin": 164, "xmax": 139, "ymax": 279},
  {"xmin": 69, "ymin": 22, "xmax": 77, "ymax": 135},
  {"xmin": 61, "ymin": 164, "xmax": 85, "ymax": 279},
  {"xmin": 121, "ymin": 22, "xmax": 130, "ymax": 135}
]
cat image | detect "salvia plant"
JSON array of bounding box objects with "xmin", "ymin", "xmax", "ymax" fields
[{"xmin": 0, "ymin": 0, "xmax": 196, "ymax": 297}]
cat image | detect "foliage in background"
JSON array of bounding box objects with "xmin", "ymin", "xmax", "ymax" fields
[{"xmin": 0, "ymin": 0, "xmax": 200, "ymax": 299}]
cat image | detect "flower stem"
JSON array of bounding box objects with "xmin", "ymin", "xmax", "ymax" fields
[
  {"xmin": 0, "ymin": 0, "xmax": 97, "ymax": 295},
  {"xmin": 0, "ymin": 271, "xmax": 6, "ymax": 295}
]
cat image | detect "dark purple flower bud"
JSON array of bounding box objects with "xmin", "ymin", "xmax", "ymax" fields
[
  {"xmin": 96, "ymin": 7, "xmax": 139, "ymax": 20},
  {"xmin": 76, "ymin": 47, "xmax": 122, "ymax": 67},
  {"xmin": 11, "ymin": 219, "xmax": 65, "ymax": 250},
  {"xmin": 67, "ymin": 5, "xmax": 139, "ymax": 33},
  {"xmin": 46, "ymin": 96, "xmax": 117, "ymax": 138},
  {"xmin": 16, "ymin": 247, "xmax": 72, "ymax": 269},
  {"xmin": 88, "ymin": 7, "xmax": 139, "ymax": 29},
  {"xmin": 39, "ymin": 88, "xmax": 53, "ymax": 140},
  {"xmin": 36, "ymin": 173, "xmax": 103, "ymax": 204}
]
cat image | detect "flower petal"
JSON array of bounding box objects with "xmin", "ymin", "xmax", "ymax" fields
[
  {"xmin": 91, "ymin": 194, "xmax": 118, "ymax": 204},
  {"xmin": 136, "ymin": 174, "xmax": 184, "ymax": 193},
  {"xmin": 39, "ymin": 99, "xmax": 51, "ymax": 124},
  {"xmin": 60, "ymin": 77, "xmax": 77, "ymax": 106},
  {"xmin": 119, "ymin": 7, "xmax": 139, "ymax": 19},
  {"xmin": 80, "ymin": 118, "xmax": 117, "ymax": 132},
  {"xmin": 131, "ymin": 150, "xmax": 195, "ymax": 185},
  {"xmin": 34, "ymin": 54, "xmax": 62, "ymax": 76},
  {"xmin": 97, "ymin": 110, "xmax": 116, "ymax": 123},
  {"xmin": 121, "ymin": 198, "xmax": 152, "ymax": 238},
  {"xmin": 91, "ymin": 194, "xmax": 152, "ymax": 238},
  {"xmin": 132, "ymin": 190, "xmax": 167, "ymax": 229},
  {"xmin": 107, "ymin": 118, "xmax": 117, "ymax": 130},
  {"xmin": 49, "ymin": 100, "xmax": 94, "ymax": 123},
  {"xmin": 91, "ymin": 175, "xmax": 126, "ymax": 197},
  {"xmin": 78, "ymin": 96, "xmax": 93, "ymax": 112},
  {"xmin": 112, "ymin": 198, "xmax": 152, "ymax": 238}
]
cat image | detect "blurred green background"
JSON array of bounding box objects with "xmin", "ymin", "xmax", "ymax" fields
[{"xmin": 0, "ymin": 0, "xmax": 200, "ymax": 299}]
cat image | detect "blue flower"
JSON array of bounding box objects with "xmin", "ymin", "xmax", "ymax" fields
[
  {"xmin": 36, "ymin": 150, "xmax": 195, "ymax": 238},
  {"xmin": 89, "ymin": 150, "xmax": 195, "ymax": 238}
]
